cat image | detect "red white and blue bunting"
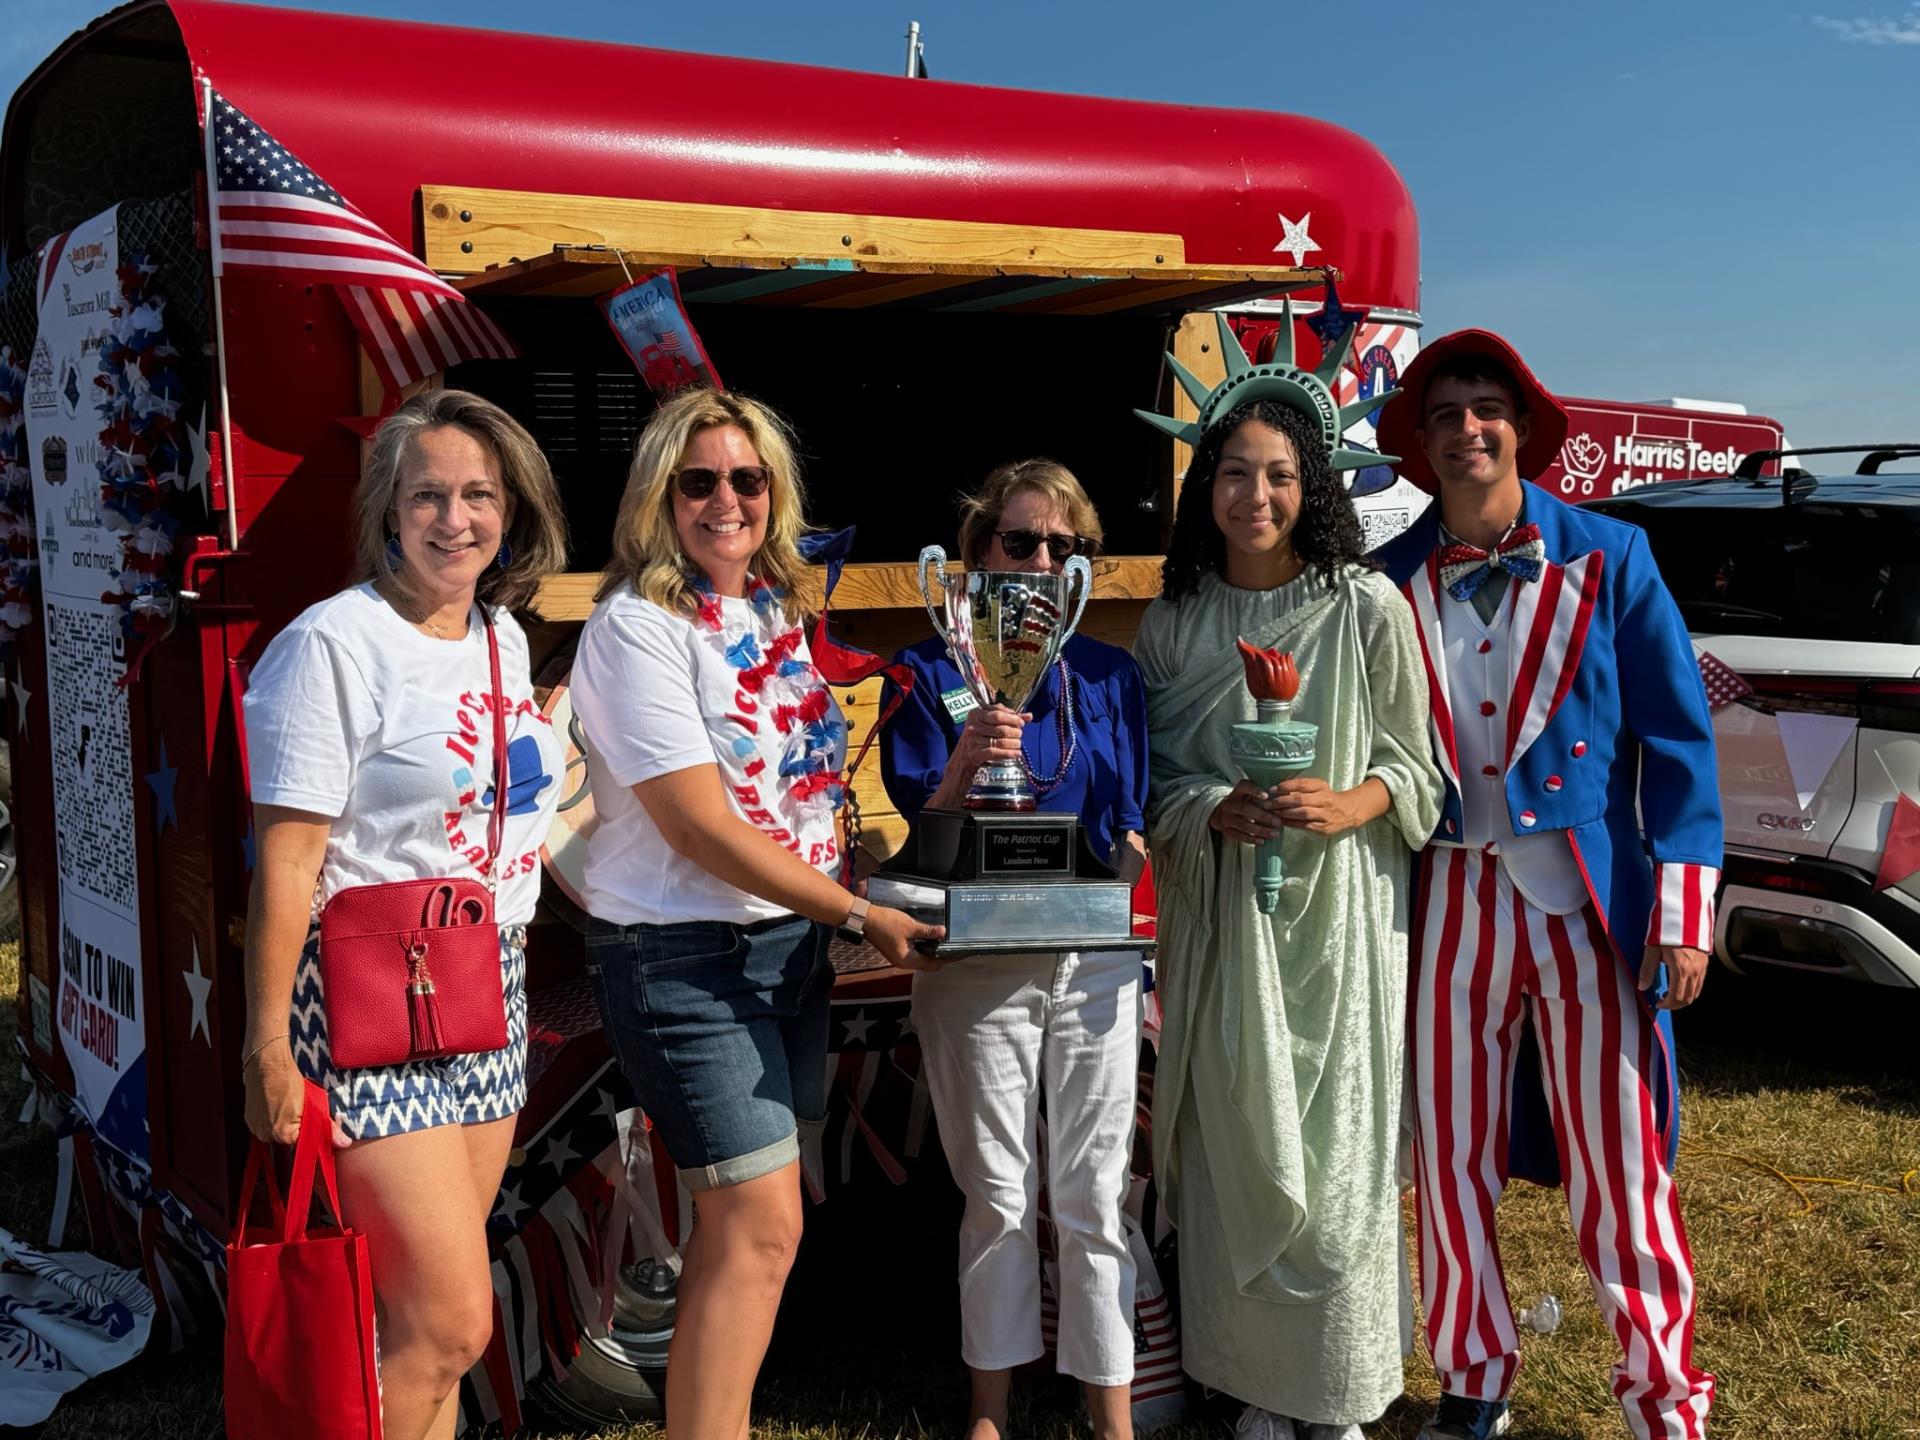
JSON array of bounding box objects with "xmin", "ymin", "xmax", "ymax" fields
[
  {"xmin": 92, "ymin": 256, "xmax": 196, "ymax": 667},
  {"xmin": 0, "ymin": 344, "xmax": 34, "ymax": 656}
]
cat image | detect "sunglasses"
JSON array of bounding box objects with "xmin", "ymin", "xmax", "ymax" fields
[
  {"xmin": 994, "ymin": 529, "xmax": 1097, "ymax": 563},
  {"xmin": 675, "ymin": 465, "xmax": 772, "ymax": 499}
]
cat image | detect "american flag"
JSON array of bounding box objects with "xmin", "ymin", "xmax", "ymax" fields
[
  {"xmin": 205, "ymin": 90, "xmax": 516, "ymax": 394},
  {"xmin": 1696, "ymin": 647, "xmax": 1754, "ymax": 711}
]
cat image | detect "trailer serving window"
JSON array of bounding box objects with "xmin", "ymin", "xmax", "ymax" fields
[
  {"xmin": 426, "ymin": 186, "xmax": 1329, "ymax": 622},
  {"xmin": 415, "ymin": 185, "xmax": 1328, "ymax": 859}
]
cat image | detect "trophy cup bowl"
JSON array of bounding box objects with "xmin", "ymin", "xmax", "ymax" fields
[
  {"xmin": 868, "ymin": 547, "xmax": 1136, "ymax": 957},
  {"xmin": 917, "ymin": 546, "xmax": 1092, "ymax": 811}
]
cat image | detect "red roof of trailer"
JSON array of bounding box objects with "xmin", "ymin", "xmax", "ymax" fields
[{"xmin": 8, "ymin": 1, "xmax": 1420, "ymax": 312}]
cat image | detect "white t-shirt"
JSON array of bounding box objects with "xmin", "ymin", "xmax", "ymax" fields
[
  {"xmin": 243, "ymin": 583, "xmax": 564, "ymax": 926},
  {"xmin": 568, "ymin": 581, "xmax": 849, "ymax": 925}
]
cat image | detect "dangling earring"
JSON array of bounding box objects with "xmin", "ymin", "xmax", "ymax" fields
[
  {"xmin": 494, "ymin": 538, "xmax": 513, "ymax": 570},
  {"xmin": 385, "ymin": 533, "xmax": 404, "ymax": 570}
]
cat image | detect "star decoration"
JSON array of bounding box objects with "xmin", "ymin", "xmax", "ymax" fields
[
  {"xmin": 542, "ymin": 1130, "xmax": 580, "ymax": 1174},
  {"xmin": 896, "ymin": 1014, "xmax": 917, "ymax": 1041},
  {"xmin": 145, "ymin": 739, "xmax": 179, "ymax": 834},
  {"xmin": 1273, "ymin": 211, "xmax": 1321, "ymax": 267},
  {"xmin": 493, "ymin": 1181, "xmax": 530, "ymax": 1227},
  {"xmin": 10, "ymin": 678, "xmax": 30, "ymax": 739},
  {"xmin": 595, "ymin": 1088, "xmax": 622, "ymax": 1124},
  {"xmin": 1305, "ymin": 276, "xmax": 1365, "ymax": 348},
  {"xmin": 839, "ymin": 1009, "xmax": 873, "ymax": 1047},
  {"xmin": 185, "ymin": 406, "xmax": 211, "ymax": 512},
  {"xmin": 182, "ymin": 939, "xmax": 213, "ymax": 1046}
]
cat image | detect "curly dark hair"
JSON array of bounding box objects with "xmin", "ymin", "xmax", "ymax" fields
[{"xmin": 1160, "ymin": 399, "xmax": 1373, "ymax": 601}]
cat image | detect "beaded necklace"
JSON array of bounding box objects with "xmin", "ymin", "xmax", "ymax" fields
[{"xmin": 1019, "ymin": 659, "xmax": 1078, "ymax": 793}]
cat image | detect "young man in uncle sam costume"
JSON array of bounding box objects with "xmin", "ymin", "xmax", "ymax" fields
[{"xmin": 1370, "ymin": 330, "xmax": 1720, "ymax": 1440}]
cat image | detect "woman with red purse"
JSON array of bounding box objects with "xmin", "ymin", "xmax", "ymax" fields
[{"xmin": 238, "ymin": 389, "xmax": 568, "ymax": 1440}]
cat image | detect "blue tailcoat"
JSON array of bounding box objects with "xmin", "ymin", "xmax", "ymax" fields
[{"xmin": 1373, "ymin": 483, "xmax": 1723, "ymax": 1182}]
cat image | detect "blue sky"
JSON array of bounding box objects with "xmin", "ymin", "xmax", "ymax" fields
[{"xmin": 6, "ymin": 0, "xmax": 1917, "ymax": 447}]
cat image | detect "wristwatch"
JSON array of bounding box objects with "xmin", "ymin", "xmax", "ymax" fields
[{"xmin": 837, "ymin": 894, "xmax": 871, "ymax": 944}]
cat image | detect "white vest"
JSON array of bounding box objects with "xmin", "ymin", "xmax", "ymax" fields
[{"xmin": 1437, "ymin": 586, "xmax": 1588, "ymax": 915}]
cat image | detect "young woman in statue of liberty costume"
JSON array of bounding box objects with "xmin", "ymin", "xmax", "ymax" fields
[{"xmin": 1132, "ymin": 314, "xmax": 1444, "ymax": 1440}]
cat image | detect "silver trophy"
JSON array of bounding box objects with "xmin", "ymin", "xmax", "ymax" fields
[
  {"xmin": 871, "ymin": 546, "xmax": 1134, "ymax": 956},
  {"xmin": 916, "ymin": 545, "xmax": 1092, "ymax": 811}
]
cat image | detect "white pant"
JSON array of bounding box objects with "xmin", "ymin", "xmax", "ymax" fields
[{"xmin": 912, "ymin": 949, "xmax": 1143, "ymax": 1387}]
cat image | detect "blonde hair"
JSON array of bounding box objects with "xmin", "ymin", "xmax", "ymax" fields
[
  {"xmin": 598, "ymin": 388, "xmax": 813, "ymax": 617},
  {"xmin": 352, "ymin": 389, "xmax": 568, "ymax": 614},
  {"xmin": 956, "ymin": 458, "xmax": 1104, "ymax": 567}
]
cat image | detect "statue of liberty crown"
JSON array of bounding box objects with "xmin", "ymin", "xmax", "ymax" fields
[{"xmin": 1133, "ymin": 301, "xmax": 1399, "ymax": 472}]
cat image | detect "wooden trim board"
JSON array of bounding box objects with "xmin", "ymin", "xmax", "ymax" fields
[
  {"xmin": 424, "ymin": 185, "xmax": 1189, "ymax": 277},
  {"xmin": 532, "ymin": 557, "xmax": 1165, "ymax": 622}
]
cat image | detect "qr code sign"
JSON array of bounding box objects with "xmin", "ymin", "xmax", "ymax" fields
[
  {"xmin": 1360, "ymin": 507, "xmax": 1412, "ymax": 549},
  {"xmin": 46, "ymin": 601, "xmax": 139, "ymax": 915}
]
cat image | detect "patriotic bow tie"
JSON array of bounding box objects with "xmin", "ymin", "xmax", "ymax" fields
[{"xmin": 1438, "ymin": 523, "xmax": 1547, "ymax": 602}]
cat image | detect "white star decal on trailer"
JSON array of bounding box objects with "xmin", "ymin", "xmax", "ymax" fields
[
  {"xmin": 185, "ymin": 406, "xmax": 211, "ymax": 512},
  {"xmin": 1274, "ymin": 211, "xmax": 1321, "ymax": 267},
  {"xmin": 182, "ymin": 940, "xmax": 213, "ymax": 1046}
]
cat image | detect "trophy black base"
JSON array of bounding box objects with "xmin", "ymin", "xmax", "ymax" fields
[{"xmin": 874, "ymin": 807, "xmax": 1141, "ymax": 958}]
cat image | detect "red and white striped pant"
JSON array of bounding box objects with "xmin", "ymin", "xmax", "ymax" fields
[{"xmin": 1411, "ymin": 848, "xmax": 1714, "ymax": 1440}]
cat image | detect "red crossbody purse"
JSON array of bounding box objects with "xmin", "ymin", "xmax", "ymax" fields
[{"xmin": 316, "ymin": 610, "xmax": 511, "ymax": 1069}]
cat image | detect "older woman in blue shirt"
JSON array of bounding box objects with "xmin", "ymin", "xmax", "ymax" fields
[{"xmin": 881, "ymin": 459, "xmax": 1150, "ymax": 1440}]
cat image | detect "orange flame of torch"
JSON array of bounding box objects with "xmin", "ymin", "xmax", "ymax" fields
[{"xmin": 1236, "ymin": 638, "xmax": 1300, "ymax": 703}]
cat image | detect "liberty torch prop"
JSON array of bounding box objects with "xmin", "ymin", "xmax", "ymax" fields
[{"xmin": 1231, "ymin": 639, "xmax": 1318, "ymax": 914}]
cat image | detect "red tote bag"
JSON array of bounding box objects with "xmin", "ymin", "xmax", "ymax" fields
[{"xmin": 225, "ymin": 1081, "xmax": 382, "ymax": 1440}]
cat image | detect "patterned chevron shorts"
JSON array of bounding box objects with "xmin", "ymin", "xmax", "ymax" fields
[{"xmin": 290, "ymin": 925, "xmax": 529, "ymax": 1141}]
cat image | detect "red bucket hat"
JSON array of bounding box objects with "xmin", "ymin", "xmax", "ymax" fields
[{"xmin": 1375, "ymin": 329, "xmax": 1568, "ymax": 494}]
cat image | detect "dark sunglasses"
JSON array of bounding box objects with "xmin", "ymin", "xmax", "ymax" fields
[
  {"xmin": 675, "ymin": 465, "xmax": 772, "ymax": 499},
  {"xmin": 995, "ymin": 528, "xmax": 1097, "ymax": 563}
]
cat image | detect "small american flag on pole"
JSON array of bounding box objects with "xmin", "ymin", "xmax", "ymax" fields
[
  {"xmin": 204, "ymin": 89, "xmax": 516, "ymax": 394},
  {"xmin": 1696, "ymin": 647, "xmax": 1754, "ymax": 711}
]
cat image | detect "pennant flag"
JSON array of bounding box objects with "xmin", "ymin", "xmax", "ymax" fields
[
  {"xmin": 1696, "ymin": 647, "xmax": 1754, "ymax": 711},
  {"xmin": 599, "ymin": 267, "xmax": 722, "ymax": 395},
  {"xmin": 1874, "ymin": 793, "xmax": 1920, "ymax": 892},
  {"xmin": 205, "ymin": 89, "xmax": 516, "ymax": 394},
  {"xmin": 1775, "ymin": 710, "xmax": 1858, "ymax": 810}
]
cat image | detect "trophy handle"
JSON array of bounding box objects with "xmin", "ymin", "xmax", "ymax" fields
[
  {"xmin": 1059, "ymin": 554, "xmax": 1094, "ymax": 646},
  {"xmin": 917, "ymin": 546, "xmax": 953, "ymax": 647}
]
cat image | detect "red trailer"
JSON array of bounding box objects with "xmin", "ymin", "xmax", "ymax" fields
[{"xmin": 1, "ymin": 2, "xmax": 1420, "ymax": 1426}]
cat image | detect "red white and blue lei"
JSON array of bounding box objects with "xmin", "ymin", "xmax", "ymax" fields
[{"xmin": 693, "ymin": 574, "xmax": 847, "ymax": 835}]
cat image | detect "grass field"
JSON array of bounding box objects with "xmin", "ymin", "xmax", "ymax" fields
[{"xmin": 4, "ymin": 938, "xmax": 1916, "ymax": 1439}]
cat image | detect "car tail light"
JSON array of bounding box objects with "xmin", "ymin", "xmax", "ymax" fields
[
  {"xmin": 1739, "ymin": 676, "xmax": 1920, "ymax": 733},
  {"xmin": 1753, "ymin": 871, "xmax": 1829, "ymax": 896},
  {"xmin": 1864, "ymin": 680, "xmax": 1920, "ymax": 734}
]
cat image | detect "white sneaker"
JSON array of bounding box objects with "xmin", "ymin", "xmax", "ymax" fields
[
  {"xmin": 1233, "ymin": 1406, "xmax": 1298, "ymax": 1440},
  {"xmin": 1298, "ymin": 1427, "xmax": 1363, "ymax": 1440}
]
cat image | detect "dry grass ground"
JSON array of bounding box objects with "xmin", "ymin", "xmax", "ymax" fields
[{"xmin": 4, "ymin": 939, "xmax": 1916, "ymax": 1439}]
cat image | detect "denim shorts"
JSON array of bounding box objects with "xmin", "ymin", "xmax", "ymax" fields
[{"xmin": 585, "ymin": 914, "xmax": 832, "ymax": 1189}]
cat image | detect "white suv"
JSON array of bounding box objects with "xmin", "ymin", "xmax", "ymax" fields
[{"xmin": 1586, "ymin": 446, "xmax": 1920, "ymax": 989}]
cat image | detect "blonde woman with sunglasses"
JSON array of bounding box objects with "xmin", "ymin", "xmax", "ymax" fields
[
  {"xmin": 568, "ymin": 388, "xmax": 942, "ymax": 1440},
  {"xmin": 879, "ymin": 459, "xmax": 1150, "ymax": 1440}
]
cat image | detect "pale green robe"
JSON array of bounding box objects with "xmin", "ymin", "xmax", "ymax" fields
[{"xmin": 1136, "ymin": 567, "xmax": 1443, "ymax": 1426}]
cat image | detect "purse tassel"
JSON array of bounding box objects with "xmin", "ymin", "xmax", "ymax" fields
[{"xmin": 407, "ymin": 945, "xmax": 446, "ymax": 1055}]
